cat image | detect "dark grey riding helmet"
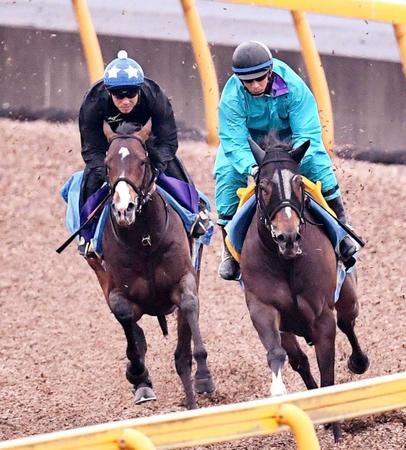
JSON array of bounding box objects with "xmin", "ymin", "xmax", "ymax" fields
[{"xmin": 232, "ymin": 41, "xmax": 273, "ymax": 80}]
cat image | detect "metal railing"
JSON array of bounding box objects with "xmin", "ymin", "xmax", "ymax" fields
[{"xmin": 1, "ymin": 372, "xmax": 405, "ymax": 450}]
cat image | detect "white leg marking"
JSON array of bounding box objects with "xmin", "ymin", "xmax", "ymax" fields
[{"xmin": 271, "ymin": 367, "xmax": 288, "ymax": 396}]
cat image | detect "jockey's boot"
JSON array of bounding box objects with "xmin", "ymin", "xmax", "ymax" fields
[
  {"xmin": 327, "ymin": 196, "xmax": 358, "ymax": 262},
  {"xmin": 190, "ymin": 199, "xmax": 212, "ymax": 238},
  {"xmin": 218, "ymin": 227, "xmax": 240, "ymax": 280},
  {"xmin": 78, "ymin": 236, "xmax": 98, "ymax": 259}
]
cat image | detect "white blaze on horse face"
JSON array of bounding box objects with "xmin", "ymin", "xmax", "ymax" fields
[
  {"xmin": 272, "ymin": 169, "xmax": 292, "ymax": 200},
  {"xmin": 115, "ymin": 180, "xmax": 132, "ymax": 210},
  {"xmin": 270, "ymin": 367, "xmax": 288, "ymax": 396},
  {"xmin": 118, "ymin": 146, "xmax": 130, "ymax": 160},
  {"xmin": 284, "ymin": 207, "xmax": 293, "ymax": 219},
  {"xmin": 272, "ymin": 169, "xmax": 295, "ymax": 220}
]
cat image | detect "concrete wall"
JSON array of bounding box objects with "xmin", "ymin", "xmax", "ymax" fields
[{"xmin": 0, "ymin": 25, "xmax": 405, "ymax": 153}]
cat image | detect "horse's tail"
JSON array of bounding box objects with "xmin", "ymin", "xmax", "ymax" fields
[{"xmin": 157, "ymin": 314, "xmax": 168, "ymax": 336}]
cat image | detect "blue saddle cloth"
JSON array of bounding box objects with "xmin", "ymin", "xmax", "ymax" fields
[
  {"xmin": 60, "ymin": 171, "xmax": 213, "ymax": 257},
  {"xmin": 225, "ymin": 194, "xmax": 356, "ymax": 302}
]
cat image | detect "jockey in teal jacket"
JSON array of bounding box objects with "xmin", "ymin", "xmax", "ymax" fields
[{"xmin": 214, "ymin": 41, "xmax": 357, "ymax": 280}]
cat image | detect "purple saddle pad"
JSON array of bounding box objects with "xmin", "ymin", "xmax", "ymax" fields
[
  {"xmin": 79, "ymin": 184, "xmax": 110, "ymax": 242},
  {"xmin": 157, "ymin": 173, "xmax": 199, "ymax": 214}
]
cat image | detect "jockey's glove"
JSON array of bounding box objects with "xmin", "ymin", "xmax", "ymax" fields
[{"xmin": 251, "ymin": 165, "xmax": 259, "ymax": 178}]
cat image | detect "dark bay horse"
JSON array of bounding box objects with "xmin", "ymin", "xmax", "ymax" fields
[
  {"xmin": 240, "ymin": 136, "xmax": 369, "ymax": 439},
  {"xmin": 87, "ymin": 121, "xmax": 215, "ymax": 409}
]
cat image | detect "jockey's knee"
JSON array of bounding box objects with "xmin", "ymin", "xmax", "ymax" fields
[{"xmin": 82, "ymin": 165, "xmax": 106, "ymax": 204}]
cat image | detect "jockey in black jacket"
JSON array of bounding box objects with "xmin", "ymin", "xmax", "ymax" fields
[{"xmin": 78, "ymin": 50, "xmax": 208, "ymax": 257}]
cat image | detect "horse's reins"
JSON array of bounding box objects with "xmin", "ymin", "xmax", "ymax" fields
[
  {"xmin": 255, "ymin": 160, "xmax": 306, "ymax": 241},
  {"xmin": 107, "ymin": 134, "xmax": 170, "ymax": 250},
  {"xmin": 55, "ymin": 134, "xmax": 158, "ymax": 255},
  {"xmin": 107, "ymin": 134, "xmax": 157, "ymax": 215}
]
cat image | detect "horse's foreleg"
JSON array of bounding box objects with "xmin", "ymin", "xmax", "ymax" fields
[
  {"xmin": 281, "ymin": 332, "xmax": 318, "ymax": 390},
  {"xmin": 108, "ymin": 289, "xmax": 155, "ymax": 404},
  {"xmin": 336, "ymin": 274, "xmax": 369, "ymax": 374},
  {"xmin": 247, "ymin": 296, "xmax": 287, "ymax": 396},
  {"xmin": 86, "ymin": 258, "xmax": 110, "ymax": 300},
  {"xmin": 176, "ymin": 274, "xmax": 215, "ymax": 408}
]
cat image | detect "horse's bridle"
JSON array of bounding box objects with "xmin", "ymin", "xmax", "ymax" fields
[
  {"xmin": 256, "ymin": 159, "xmax": 305, "ymax": 240},
  {"xmin": 107, "ymin": 134, "xmax": 157, "ymax": 215}
]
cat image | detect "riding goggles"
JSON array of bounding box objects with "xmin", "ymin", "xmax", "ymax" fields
[
  {"xmin": 242, "ymin": 71, "xmax": 270, "ymax": 84},
  {"xmin": 109, "ymin": 87, "xmax": 140, "ymax": 99}
]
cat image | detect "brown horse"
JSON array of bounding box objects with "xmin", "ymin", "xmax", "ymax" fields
[
  {"xmin": 87, "ymin": 121, "xmax": 215, "ymax": 409},
  {"xmin": 240, "ymin": 136, "xmax": 369, "ymax": 439}
]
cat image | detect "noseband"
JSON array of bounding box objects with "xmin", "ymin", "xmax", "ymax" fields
[
  {"xmin": 256, "ymin": 158, "xmax": 305, "ymax": 235},
  {"xmin": 107, "ymin": 134, "xmax": 157, "ymax": 215}
]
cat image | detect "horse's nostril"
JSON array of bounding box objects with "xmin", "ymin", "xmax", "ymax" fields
[
  {"xmin": 127, "ymin": 202, "xmax": 135, "ymax": 212},
  {"xmin": 277, "ymin": 235, "xmax": 286, "ymax": 243}
]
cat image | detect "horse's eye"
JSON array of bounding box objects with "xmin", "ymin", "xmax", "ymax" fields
[{"xmin": 140, "ymin": 161, "xmax": 145, "ymax": 166}]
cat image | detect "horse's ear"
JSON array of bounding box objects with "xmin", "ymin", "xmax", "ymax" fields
[
  {"xmin": 292, "ymin": 174, "xmax": 304, "ymax": 202},
  {"xmin": 248, "ymin": 137, "xmax": 266, "ymax": 165},
  {"xmin": 136, "ymin": 119, "xmax": 152, "ymax": 143},
  {"xmin": 289, "ymin": 140, "xmax": 311, "ymax": 164},
  {"xmin": 103, "ymin": 121, "xmax": 116, "ymax": 143}
]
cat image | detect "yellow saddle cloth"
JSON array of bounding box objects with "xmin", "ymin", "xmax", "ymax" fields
[{"xmin": 226, "ymin": 178, "xmax": 336, "ymax": 262}]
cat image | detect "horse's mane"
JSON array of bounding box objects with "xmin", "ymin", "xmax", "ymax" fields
[
  {"xmin": 258, "ymin": 133, "xmax": 293, "ymax": 153},
  {"xmin": 115, "ymin": 121, "xmax": 142, "ymax": 135}
]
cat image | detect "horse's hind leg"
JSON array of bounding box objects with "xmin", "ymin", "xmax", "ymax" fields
[
  {"xmin": 176, "ymin": 273, "xmax": 215, "ymax": 409},
  {"xmin": 247, "ymin": 297, "xmax": 287, "ymax": 396},
  {"xmin": 336, "ymin": 273, "xmax": 369, "ymax": 374},
  {"xmin": 108, "ymin": 290, "xmax": 156, "ymax": 404},
  {"xmin": 312, "ymin": 308, "xmax": 342, "ymax": 442},
  {"xmin": 281, "ymin": 332, "xmax": 318, "ymax": 390},
  {"xmin": 174, "ymin": 309, "xmax": 196, "ymax": 409}
]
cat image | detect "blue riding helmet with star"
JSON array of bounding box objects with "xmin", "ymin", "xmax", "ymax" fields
[{"xmin": 103, "ymin": 50, "xmax": 144, "ymax": 91}]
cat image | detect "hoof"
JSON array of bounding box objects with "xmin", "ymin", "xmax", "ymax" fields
[
  {"xmin": 194, "ymin": 377, "xmax": 216, "ymax": 395},
  {"xmin": 348, "ymin": 352, "xmax": 370, "ymax": 374},
  {"xmin": 134, "ymin": 385, "xmax": 156, "ymax": 404}
]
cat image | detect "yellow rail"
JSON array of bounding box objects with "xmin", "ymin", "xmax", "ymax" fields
[
  {"xmin": 218, "ymin": 0, "xmax": 406, "ymax": 23},
  {"xmin": 180, "ymin": 0, "xmax": 220, "ymax": 147},
  {"xmin": 1, "ymin": 372, "xmax": 405, "ymax": 450},
  {"xmin": 394, "ymin": 23, "xmax": 406, "ymax": 76},
  {"xmin": 71, "ymin": 0, "xmax": 104, "ymax": 84},
  {"xmin": 291, "ymin": 11, "xmax": 334, "ymax": 155}
]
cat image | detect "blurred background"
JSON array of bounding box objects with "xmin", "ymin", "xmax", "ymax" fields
[{"xmin": 0, "ymin": 0, "xmax": 405, "ymax": 158}]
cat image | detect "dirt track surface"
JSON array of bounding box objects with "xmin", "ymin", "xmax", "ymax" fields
[{"xmin": 0, "ymin": 119, "xmax": 405, "ymax": 449}]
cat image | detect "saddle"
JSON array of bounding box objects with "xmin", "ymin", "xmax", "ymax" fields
[
  {"xmin": 225, "ymin": 178, "xmax": 356, "ymax": 301},
  {"xmin": 60, "ymin": 171, "xmax": 213, "ymax": 258}
]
